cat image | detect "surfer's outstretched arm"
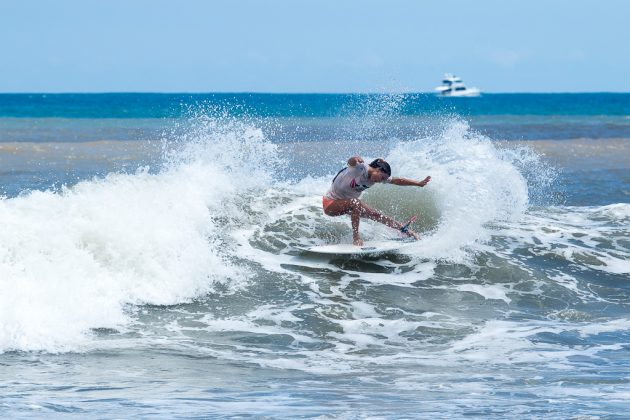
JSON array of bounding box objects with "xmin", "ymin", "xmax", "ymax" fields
[{"xmin": 390, "ymin": 176, "xmax": 431, "ymax": 187}]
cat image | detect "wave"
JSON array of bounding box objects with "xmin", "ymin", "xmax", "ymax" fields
[
  {"xmin": 0, "ymin": 114, "xmax": 277, "ymax": 352},
  {"xmin": 0, "ymin": 109, "xmax": 625, "ymax": 355}
]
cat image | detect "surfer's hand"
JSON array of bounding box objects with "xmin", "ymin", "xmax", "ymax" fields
[
  {"xmin": 348, "ymin": 156, "xmax": 363, "ymax": 166},
  {"xmin": 419, "ymin": 176, "xmax": 431, "ymax": 187}
]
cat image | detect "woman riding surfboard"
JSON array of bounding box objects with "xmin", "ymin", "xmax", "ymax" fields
[{"xmin": 322, "ymin": 156, "xmax": 431, "ymax": 246}]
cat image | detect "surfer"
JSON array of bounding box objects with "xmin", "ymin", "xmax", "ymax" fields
[{"xmin": 322, "ymin": 156, "xmax": 431, "ymax": 246}]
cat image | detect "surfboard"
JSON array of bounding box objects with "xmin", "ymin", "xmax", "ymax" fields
[
  {"xmin": 303, "ymin": 239, "xmax": 415, "ymax": 256},
  {"xmin": 304, "ymin": 215, "xmax": 419, "ymax": 256}
]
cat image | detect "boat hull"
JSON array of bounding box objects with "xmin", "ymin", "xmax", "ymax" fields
[{"xmin": 437, "ymin": 88, "xmax": 481, "ymax": 97}]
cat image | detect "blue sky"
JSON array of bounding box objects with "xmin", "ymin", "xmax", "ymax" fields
[{"xmin": 1, "ymin": 0, "xmax": 628, "ymax": 93}]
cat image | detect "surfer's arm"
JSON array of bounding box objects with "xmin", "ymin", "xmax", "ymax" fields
[
  {"xmin": 347, "ymin": 156, "xmax": 363, "ymax": 167},
  {"xmin": 390, "ymin": 176, "xmax": 431, "ymax": 187}
]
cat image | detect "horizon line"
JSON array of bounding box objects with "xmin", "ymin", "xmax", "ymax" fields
[{"xmin": 1, "ymin": 90, "xmax": 629, "ymax": 95}]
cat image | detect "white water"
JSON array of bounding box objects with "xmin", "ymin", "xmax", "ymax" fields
[
  {"xmin": 0, "ymin": 117, "xmax": 276, "ymax": 352},
  {"xmin": 0, "ymin": 115, "xmax": 626, "ymax": 359}
]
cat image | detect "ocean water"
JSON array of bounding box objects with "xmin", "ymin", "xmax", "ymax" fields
[{"xmin": 0, "ymin": 93, "xmax": 629, "ymax": 418}]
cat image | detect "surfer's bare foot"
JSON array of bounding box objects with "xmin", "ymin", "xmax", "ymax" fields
[
  {"xmin": 353, "ymin": 237, "xmax": 364, "ymax": 246},
  {"xmin": 405, "ymin": 229, "xmax": 420, "ymax": 240}
]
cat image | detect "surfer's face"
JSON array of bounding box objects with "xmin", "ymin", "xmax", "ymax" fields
[
  {"xmin": 368, "ymin": 159, "xmax": 391, "ymax": 182},
  {"xmin": 369, "ymin": 167, "xmax": 390, "ymax": 182}
]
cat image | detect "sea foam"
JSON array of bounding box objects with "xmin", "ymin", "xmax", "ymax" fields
[
  {"xmin": 0, "ymin": 116, "xmax": 277, "ymax": 352},
  {"xmin": 373, "ymin": 119, "xmax": 531, "ymax": 261}
]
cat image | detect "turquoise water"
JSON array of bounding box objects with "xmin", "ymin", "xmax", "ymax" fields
[
  {"xmin": 2, "ymin": 93, "xmax": 630, "ymax": 118},
  {"xmin": 0, "ymin": 94, "xmax": 629, "ymax": 417}
]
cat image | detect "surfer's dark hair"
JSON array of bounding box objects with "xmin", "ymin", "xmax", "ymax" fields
[{"xmin": 369, "ymin": 158, "xmax": 391, "ymax": 177}]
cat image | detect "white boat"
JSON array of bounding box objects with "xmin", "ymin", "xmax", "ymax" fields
[{"xmin": 434, "ymin": 73, "xmax": 480, "ymax": 97}]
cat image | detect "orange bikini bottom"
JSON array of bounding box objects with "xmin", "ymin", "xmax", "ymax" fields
[{"xmin": 322, "ymin": 196, "xmax": 335, "ymax": 211}]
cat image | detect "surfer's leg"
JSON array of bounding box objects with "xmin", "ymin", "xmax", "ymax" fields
[
  {"xmin": 324, "ymin": 199, "xmax": 417, "ymax": 243},
  {"xmin": 324, "ymin": 199, "xmax": 367, "ymax": 245},
  {"xmin": 355, "ymin": 202, "xmax": 420, "ymax": 240},
  {"xmin": 323, "ymin": 199, "xmax": 354, "ymax": 216},
  {"xmin": 350, "ymin": 205, "xmax": 363, "ymax": 245},
  {"xmin": 356, "ymin": 202, "xmax": 402, "ymax": 229}
]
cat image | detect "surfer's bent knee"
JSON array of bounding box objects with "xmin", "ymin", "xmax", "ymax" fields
[
  {"xmin": 322, "ymin": 196, "xmax": 361, "ymax": 217},
  {"xmin": 322, "ymin": 196, "xmax": 344, "ymax": 216}
]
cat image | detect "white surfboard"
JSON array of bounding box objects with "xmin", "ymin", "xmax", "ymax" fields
[{"xmin": 303, "ymin": 239, "xmax": 415, "ymax": 256}]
